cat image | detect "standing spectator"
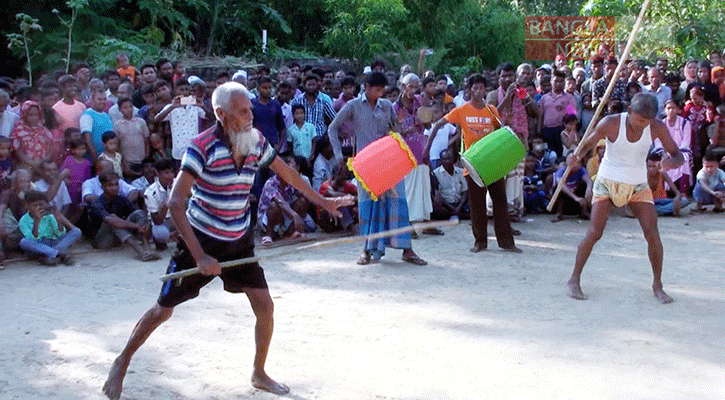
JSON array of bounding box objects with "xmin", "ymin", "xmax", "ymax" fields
[
  {"xmin": 154, "ymin": 79, "xmax": 206, "ymax": 162},
  {"xmin": 644, "ymin": 68, "xmax": 672, "ymax": 119},
  {"xmin": 10, "ymin": 101, "xmax": 54, "ymax": 173},
  {"xmin": 275, "ymin": 81, "xmax": 294, "ymax": 129},
  {"xmin": 252, "ymin": 77, "xmax": 286, "ymax": 153},
  {"xmin": 133, "ymin": 64, "xmax": 158, "ymax": 108},
  {"xmin": 0, "ymin": 90, "xmax": 19, "ymax": 138},
  {"xmin": 52, "ymin": 75, "xmax": 86, "ymax": 133},
  {"xmin": 592, "ymin": 58, "xmax": 628, "ymax": 113},
  {"xmin": 105, "ymin": 71, "xmax": 122, "ymax": 104},
  {"xmin": 60, "ymin": 138, "xmax": 92, "ymax": 209},
  {"xmin": 80, "ymin": 90, "xmax": 114, "ymax": 160},
  {"xmin": 113, "ymin": 97, "xmax": 149, "ymax": 178},
  {"xmin": 98, "ymin": 131, "xmax": 124, "ymax": 177},
  {"xmin": 539, "ymin": 70, "xmax": 577, "ymax": 157},
  {"xmin": 287, "ymin": 104, "xmax": 317, "ymax": 164},
  {"xmin": 73, "ymin": 63, "xmax": 92, "ymax": 102},
  {"xmin": 108, "ymin": 83, "xmax": 138, "ymax": 124},
  {"xmin": 290, "ymin": 74, "xmax": 336, "ymax": 138},
  {"xmin": 333, "ymin": 76, "xmax": 358, "ymax": 156}
]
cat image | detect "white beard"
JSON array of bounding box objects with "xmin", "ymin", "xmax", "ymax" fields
[{"xmin": 229, "ymin": 127, "xmax": 259, "ymax": 163}]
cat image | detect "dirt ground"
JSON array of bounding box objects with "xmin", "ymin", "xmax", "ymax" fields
[{"xmin": 1, "ymin": 210, "xmax": 724, "ymax": 400}]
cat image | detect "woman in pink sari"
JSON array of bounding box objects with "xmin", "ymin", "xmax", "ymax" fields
[{"xmin": 10, "ymin": 101, "xmax": 54, "ymax": 174}]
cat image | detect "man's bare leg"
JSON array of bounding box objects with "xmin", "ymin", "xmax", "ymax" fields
[
  {"xmin": 567, "ymin": 199, "xmax": 612, "ymax": 300},
  {"xmin": 244, "ymin": 288, "xmax": 290, "ymax": 395},
  {"xmin": 629, "ymin": 202, "xmax": 674, "ymax": 304},
  {"xmin": 103, "ymin": 304, "xmax": 174, "ymax": 400}
]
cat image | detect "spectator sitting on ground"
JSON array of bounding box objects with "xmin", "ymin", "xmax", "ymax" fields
[
  {"xmin": 523, "ymin": 154, "xmax": 548, "ymax": 214},
  {"xmin": 131, "ymin": 158, "xmax": 157, "ymax": 192},
  {"xmin": 550, "ymin": 153, "xmax": 592, "ymax": 222},
  {"xmin": 18, "ymin": 190, "xmax": 81, "ymax": 266},
  {"xmin": 82, "ymin": 159, "xmax": 140, "ymax": 205},
  {"xmin": 0, "ymin": 169, "xmax": 33, "ymax": 266},
  {"xmin": 258, "ymin": 156, "xmax": 316, "ymax": 246},
  {"xmin": 431, "ymin": 149, "xmax": 469, "ymax": 220},
  {"xmin": 143, "ymin": 159, "xmax": 176, "ymax": 251},
  {"xmin": 311, "ymin": 134, "xmax": 336, "ymax": 191},
  {"xmin": 317, "ymin": 160, "xmax": 357, "ymax": 232},
  {"xmin": 647, "ymin": 152, "xmax": 688, "ymax": 217},
  {"xmin": 32, "ymin": 160, "xmax": 72, "ymax": 218},
  {"xmin": 693, "ymin": 152, "xmax": 725, "ymax": 212},
  {"xmin": 86, "ymin": 171, "xmax": 160, "ymax": 261}
]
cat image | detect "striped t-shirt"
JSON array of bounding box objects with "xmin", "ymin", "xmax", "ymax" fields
[{"xmin": 181, "ymin": 123, "xmax": 276, "ymax": 241}]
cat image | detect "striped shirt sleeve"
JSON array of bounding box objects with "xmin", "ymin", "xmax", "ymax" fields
[
  {"xmin": 180, "ymin": 140, "xmax": 206, "ymax": 178},
  {"xmin": 258, "ymin": 137, "xmax": 276, "ymax": 169}
]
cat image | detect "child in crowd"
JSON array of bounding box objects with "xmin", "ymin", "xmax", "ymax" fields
[
  {"xmin": 0, "ymin": 137, "xmax": 13, "ymax": 191},
  {"xmin": 707, "ymin": 104, "xmax": 725, "ymax": 152},
  {"xmin": 287, "ymin": 104, "xmax": 317, "ymax": 168},
  {"xmin": 560, "ymin": 113, "xmax": 580, "ymax": 157},
  {"xmin": 131, "ymin": 158, "xmax": 157, "ymax": 192},
  {"xmin": 684, "ymin": 85, "xmax": 715, "ymax": 173},
  {"xmin": 86, "ymin": 171, "xmax": 159, "ymax": 261},
  {"xmin": 113, "ymin": 97, "xmax": 149, "ymax": 179},
  {"xmin": 523, "ymin": 154, "xmax": 548, "ymax": 214},
  {"xmin": 116, "ymin": 53, "xmax": 136, "ymax": 84},
  {"xmin": 99, "ymin": 131, "xmax": 123, "ymax": 177},
  {"xmin": 143, "ymin": 159, "xmax": 176, "ymax": 251},
  {"xmin": 693, "ymin": 152, "xmax": 725, "ymax": 212},
  {"xmin": 647, "ymin": 152, "xmax": 688, "ymax": 217},
  {"xmin": 60, "ymin": 138, "xmax": 92, "ymax": 206},
  {"xmin": 656, "ymin": 99, "xmax": 692, "ymax": 193},
  {"xmin": 312, "ymin": 135, "xmax": 336, "ymax": 191},
  {"xmin": 317, "ymin": 160, "xmax": 357, "ymax": 232},
  {"xmin": 149, "ymin": 132, "xmax": 171, "ymax": 161},
  {"xmin": 550, "ymin": 153, "xmax": 592, "ymax": 222},
  {"xmin": 586, "ymin": 139, "xmax": 606, "ymax": 182},
  {"xmin": 425, "ymin": 102, "xmax": 456, "ymax": 170},
  {"xmin": 18, "ymin": 190, "xmax": 81, "ymax": 266},
  {"xmin": 529, "ymin": 136, "xmax": 557, "ymax": 179},
  {"xmin": 258, "ymin": 156, "xmax": 316, "ymax": 245}
]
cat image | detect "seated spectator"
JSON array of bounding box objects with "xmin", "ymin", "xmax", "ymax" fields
[
  {"xmin": 431, "ymin": 149, "xmax": 468, "ymax": 220},
  {"xmin": 10, "ymin": 100, "xmax": 54, "ymax": 174},
  {"xmin": 647, "ymin": 152, "xmax": 688, "ymax": 217},
  {"xmin": 550, "ymin": 154, "xmax": 592, "ymax": 222},
  {"xmin": 425, "ymin": 102, "xmax": 456, "ymax": 170},
  {"xmin": 707, "ymin": 104, "xmax": 725, "ymax": 152},
  {"xmin": 530, "ymin": 136, "xmax": 557, "ymax": 179},
  {"xmin": 148, "ymin": 132, "xmax": 172, "ymax": 161},
  {"xmin": 18, "ymin": 190, "xmax": 81, "ymax": 266},
  {"xmin": 143, "ymin": 159, "xmax": 176, "ymax": 251},
  {"xmin": 258, "ymin": 156, "xmax": 316, "ymax": 245},
  {"xmin": 311, "ymin": 135, "xmax": 336, "ymax": 191},
  {"xmin": 32, "ymin": 160, "xmax": 72, "ymax": 217},
  {"xmin": 60, "ymin": 138, "xmax": 92, "ymax": 207},
  {"xmin": 693, "ymin": 152, "xmax": 725, "ymax": 212},
  {"xmin": 98, "ymin": 131, "xmax": 123, "ymax": 177},
  {"xmin": 523, "ymin": 155, "xmax": 548, "ymax": 214},
  {"xmin": 131, "ymin": 158, "xmax": 157, "ymax": 192},
  {"xmin": 82, "ymin": 160, "xmax": 139, "ymax": 205},
  {"xmin": 86, "ymin": 171, "xmax": 159, "ymax": 261},
  {"xmin": 0, "ymin": 169, "xmax": 32, "ymax": 265},
  {"xmin": 317, "ymin": 160, "xmax": 357, "ymax": 232},
  {"xmin": 0, "ymin": 137, "xmax": 13, "ymax": 191}
]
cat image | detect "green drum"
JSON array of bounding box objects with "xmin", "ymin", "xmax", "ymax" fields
[{"xmin": 461, "ymin": 126, "xmax": 526, "ymax": 187}]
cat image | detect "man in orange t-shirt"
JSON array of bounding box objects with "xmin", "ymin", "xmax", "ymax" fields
[{"xmin": 424, "ymin": 73, "xmax": 521, "ymax": 253}]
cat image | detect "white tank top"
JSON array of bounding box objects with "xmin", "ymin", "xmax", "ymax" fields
[{"xmin": 597, "ymin": 113, "xmax": 652, "ymax": 185}]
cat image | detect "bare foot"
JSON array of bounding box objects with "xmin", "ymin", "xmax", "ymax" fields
[
  {"xmin": 566, "ymin": 280, "xmax": 587, "ymax": 300},
  {"xmin": 102, "ymin": 357, "xmax": 127, "ymax": 400},
  {"xmin": 470, "ymin": 242, "xmax": 487, "ymax": 253},
  {"xmin": 252, "ymin": 370, "xmax": 290, "ymax": 395},
  {"xmin": 653, "ymin": 287, "xmax": 674, "ymax": 304}
]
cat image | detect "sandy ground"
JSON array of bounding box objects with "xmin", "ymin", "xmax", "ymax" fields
[{"xmin": 1, "ymin": 211, "xmax": 724, "ymax": 400}]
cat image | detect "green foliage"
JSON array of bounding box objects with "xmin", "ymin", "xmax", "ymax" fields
[
  {"xmin": 6, "ymin": 13, "xmax": 43, "ymax": 84},
  {"xmin": 582, "ymin": 0, "xmax": 725, "ymax": 66},
  {"xmin": 323, "ymin": 0, "xmax": 408, "ymax": 67}
]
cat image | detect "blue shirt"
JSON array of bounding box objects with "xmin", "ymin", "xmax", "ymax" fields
[
  {"xmin": 290, "ymin": 93, "xmax": 336, "ymax": 137},
  {"xmin": 252, "ymin": 98, "xmax": 285, "ymax": 146},
  {"xmin": 287, "ymin": 122, "xmax": 316, "ymax": 158}
]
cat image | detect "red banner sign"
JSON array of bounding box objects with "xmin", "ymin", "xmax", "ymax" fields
[{"xmin": 525, "ymin": 16, "xmax": 616, "ymax": 61}]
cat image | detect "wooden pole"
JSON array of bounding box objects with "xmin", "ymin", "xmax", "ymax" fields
[
  {"xmin": 547, "ymin": 0, "xmax": 654, "ymax": 212},
  {"xmin": 159, "ymin": 219, "xmax": 459, "ymax": 282}
]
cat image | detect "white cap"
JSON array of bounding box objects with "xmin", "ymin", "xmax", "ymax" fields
[
  {"xmin": 232, "ymin": 70, "xmax": 247, "ymax": 81},
  {"xmin": 188, "ymin": 75, "xmax": 204, "ymax": 86},
  {"xmin": 446, "ymin": 75, "xmax": 454, "ymax": 86},
  {"xmin": 363, "ymin": 66, "xmax": 372, "ymax": 74}
]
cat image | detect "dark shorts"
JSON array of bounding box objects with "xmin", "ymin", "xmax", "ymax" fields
[{"xmin": 157, "ymin": 228, "xmax": 267, "ymax": 308}]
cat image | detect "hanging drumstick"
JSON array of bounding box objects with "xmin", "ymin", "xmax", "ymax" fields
[
  {"xmin": 159, "ymin": 219, "xmax": 459, "ymax": 282},
  {"xmin": 547, "ymin": 0, "xmax": 654, "ymax": 212}
]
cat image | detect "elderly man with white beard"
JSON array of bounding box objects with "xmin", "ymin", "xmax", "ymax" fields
[{"xmin": 103, "ymin": 82, "xmax": 353, "ymax": 399}]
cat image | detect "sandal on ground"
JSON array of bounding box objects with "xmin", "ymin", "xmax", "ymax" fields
[
  {"xmin": 402, "ymin": 255, "xmax": 427, "ymax": 265},
  {"xmin": 141, "ymin": 252, "xmax": 161, "ymax": 262},
  {"xmin": 422, "ymin": 227, "xmax": 445, "ymax": 236},
  {"xmin": 291, "ymin": 231, "xmax": 306, "ymax": 239},
  {"xmin": 357, "ymin": 252, "xmax": 372, "ymax": 265},
  {"xmin": 261, "ymin": 235, "xmax": 274, "ymax": 246}
]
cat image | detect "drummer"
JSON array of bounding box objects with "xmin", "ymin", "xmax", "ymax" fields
[
  {"xmin": 328, "ymin": 71, "xmax": 428, "ymax": 265},
  {"xmin": 424, "ymin": 73, "xmax": 522, "ymax": 253}
]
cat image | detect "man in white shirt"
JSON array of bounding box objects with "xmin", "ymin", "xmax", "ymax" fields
[
  {"xmin": 431, "ymin": 149, "xmax": 468, "ymax": 220},
  {"xmin": 154, "ymin": 82, "xmax": 206, "ymax": 161},
  {"xmin": 143, "ymin": 159, "xmax": 176, "ymax": 250},
  {"xmin": 0, "ymin": 90, "xmax": 19, "ymax": 138},
  {"xmin": 82, "ymin": 160, "xmax": 140, "ymax": 205}
]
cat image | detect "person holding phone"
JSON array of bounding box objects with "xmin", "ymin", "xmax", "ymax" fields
[{"xmin": 154, "ymin": 78, "xmax": 207, "ymax": 163}]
